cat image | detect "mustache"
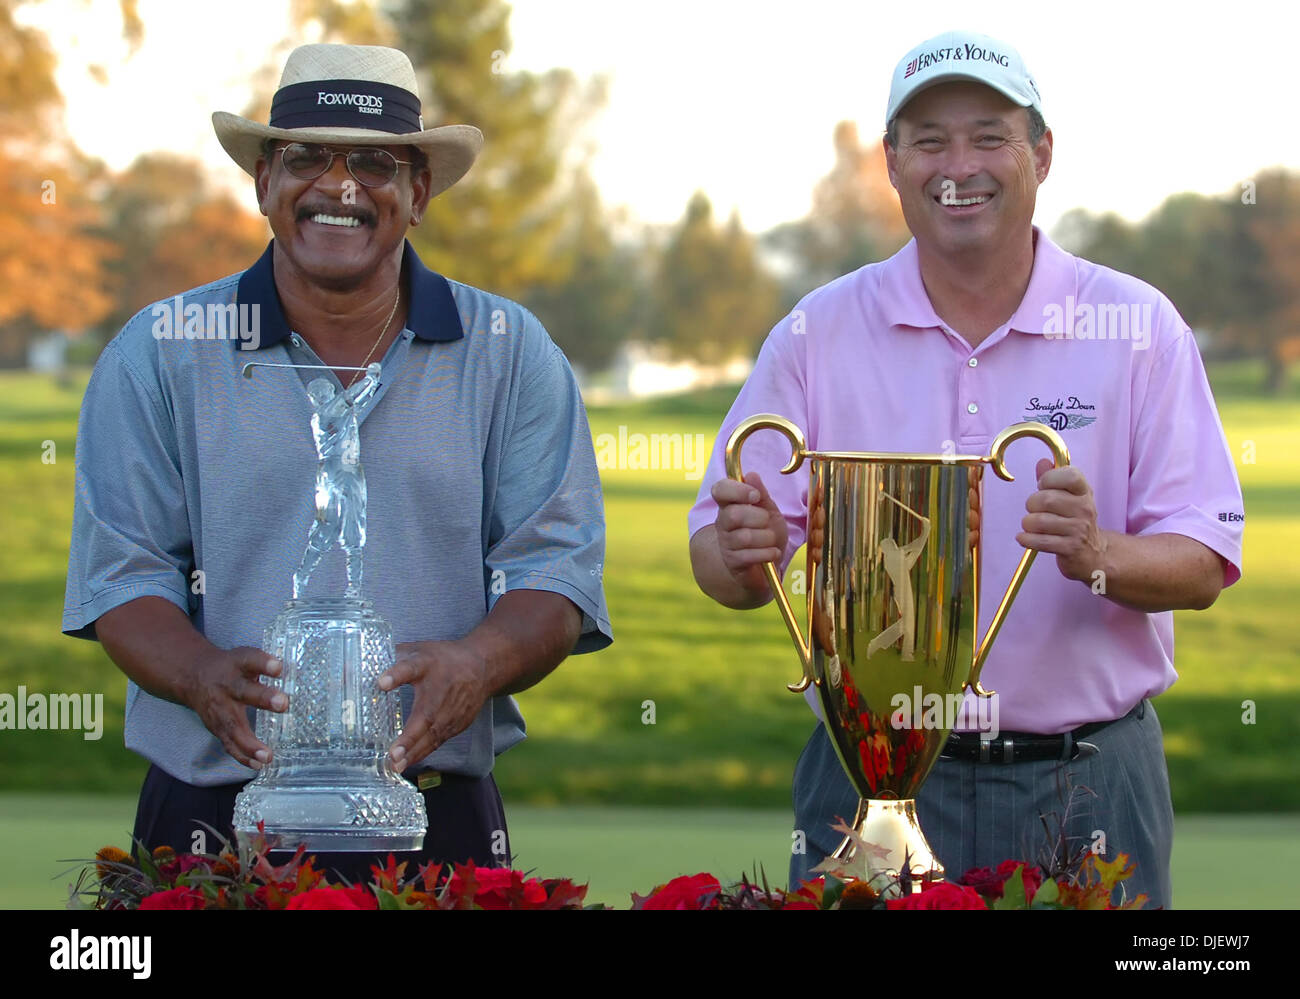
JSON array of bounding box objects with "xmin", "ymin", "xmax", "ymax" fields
[{"xmin": 297, "ymin": 204, "xmax": 376, "ymax": 225}]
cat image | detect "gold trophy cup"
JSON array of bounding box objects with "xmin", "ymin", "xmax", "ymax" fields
[{"xmin": 726, "ymin": 415, "xmax": 1069, "ymax": 887}]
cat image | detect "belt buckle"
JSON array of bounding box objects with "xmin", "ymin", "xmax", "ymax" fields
[{"xmin": 1070, "ymin": 740, "xmax": 1099, "ymax": 761}]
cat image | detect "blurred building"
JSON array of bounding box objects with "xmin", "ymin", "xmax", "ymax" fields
[{"xmin": 580, "ymin": 342, "xmax": 753, "ymax": 404}]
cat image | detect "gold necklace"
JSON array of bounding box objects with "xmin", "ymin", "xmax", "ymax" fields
[{"xmin": 349, "ymin": 284, "xmax": 402, "ymax": 388}]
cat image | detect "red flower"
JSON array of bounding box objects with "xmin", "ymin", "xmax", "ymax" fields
[
  {"xmin": 959, "ymin": 860, "xmax": 1044, "ymax": 902},
  {"xmin": 638, "ymin": 873, "xmax": 721, "ymax": 910},
  {"xmin": 139, "ymin": 886, "xmax": 207, "ymax": 910},
  {"xmin": 886, "ymin": 881, "xmax": 987, "ymax": 910},
  {"xmin": 869, "ymin": 735, "xmax": 891, "ymax": 783},
  {"xmin": 446, "ymin": 865, "xmax": 550, "ymax": 910},
  {"xmin": 285, "ymin": 885, "xmax": 379, "ymax": 910},
  {"xmin": 857, "ymin": 739, "xmax": 877, "ymax": 792},
  {"xmin": 782, "ymin": 878, "xmax": 824, "ymax": 910}
]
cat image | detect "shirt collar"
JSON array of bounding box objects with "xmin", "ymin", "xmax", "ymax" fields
[
  {"xmin": 235, "ymin": 239, "xmax": 464, "ymax": 349},
  {"xmin": 876, "ymin": 225, "xmax": 1079, "ymax": 336}
]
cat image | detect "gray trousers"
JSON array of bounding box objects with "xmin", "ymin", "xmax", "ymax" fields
[{"xmin": 789, "ymin": 699, "xmax": 1174, "ymax": 908}]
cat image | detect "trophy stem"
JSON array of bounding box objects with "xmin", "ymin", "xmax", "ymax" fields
[{"xmin": 832, "ymin": 799, "xmax": 944, "ymax": 891}]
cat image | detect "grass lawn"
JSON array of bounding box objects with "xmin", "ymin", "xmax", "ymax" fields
[
  {"xmin": 0, "ymin": 361, "xmax": 1296, "ymax": 814},
  {"xmin": 1, "ymin": 794, "xmax": 1296, "ymax": 910}
]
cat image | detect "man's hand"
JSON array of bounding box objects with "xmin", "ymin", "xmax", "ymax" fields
[
  {"xmin": 1017, "ymin": 457, "xmax": 1226, "ymax": 611},
  {"xmin": 96, "ymin": 597, "xmax": 288, "ymax": 770},
  {"xmin": 181, "ymin": 647, "xmax": 286, "ymax": 769},
  {"xmin": 1017, "ymin": 457, "xmax": 1107, "ymax": 583},
  {"xmin": 690, "ymin": 472, "xmax": 789, "ymax": 608},
  {"xmin": 376, "ymin": 590, "xmax": 581, "ymax": 769},
  {"xmin": 379, "ymin": 640, "xmax": 490, "ymax": 772}
]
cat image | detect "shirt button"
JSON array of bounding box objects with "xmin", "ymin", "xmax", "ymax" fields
[
  {"xmin": 290, "ymin": 333, "xmax": 303, "ymax": 347},
  {"xmin": 967, "ymin": 402, "xmax": 979, "ymax": 414},
  {"xmin": 968, "ymin": 357, "xmax": 978, "ymax": 367}
]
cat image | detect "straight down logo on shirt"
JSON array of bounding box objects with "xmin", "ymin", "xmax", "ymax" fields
[{"xmin": 1023, "ymin": 395, "xmax": 1097, "ymax": 431}]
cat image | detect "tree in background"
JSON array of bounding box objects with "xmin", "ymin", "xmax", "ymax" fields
[
  {"xmin": 520, "ymin": 171, "xmax": 650, "ymax": 375},
  {"xmin": 288, "ymin": 0, "xmax": 622, "ymax": 368},
  {"xmin": 390, "ymin": 0, "xmax": 607, "ymax": 299},
  {"xmin": 1055, "ymin": 168, "xmax": 1300, "ymax": 393},
  {"xmin": 0, "ymin": 0, "xmax": 135, "ymax": 363},
  {"xmin": 765, "ymin": 121, "xmax": 909, "ymax": 302},
  {"xmin": 91, "ymin": 154, "xmax": 269, "ymax": 342},
  {"xmin": 649, "ymin": 191, "xmax": 780, "ymax": 365},
  {"xmin": 1240, "ymin": 169, "xmax": 1300, "ymax": 391}
]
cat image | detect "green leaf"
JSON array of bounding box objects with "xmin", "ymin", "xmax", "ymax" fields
[
  {"xmin": 375, "ymin": 889, "xmax": 405, "ymax": 911},
  {"xmin": 992, "ymin": 868, "xmax": 1028, "ymax": 910},
  {"xmin": 1031, "ymin": 878, "xmax": 1060, "ymax": 907}
]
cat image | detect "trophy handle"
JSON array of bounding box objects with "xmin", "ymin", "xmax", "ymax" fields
[
  {"xmin": 724, "ymin": 414, "xmax": 813, "ymax": 693},
  {"xmin": 968, "ymin": 422, "xmax": 1072, "ymax": 697}
]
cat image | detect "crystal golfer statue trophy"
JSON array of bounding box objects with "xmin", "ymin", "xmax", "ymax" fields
[
  {"xmin": 726, "ymin": 415, "xmax": 1069, "ymax": 887},
  {"xmin": 233, "ymin": 361, "xmax": 427, "ymax": 852}
]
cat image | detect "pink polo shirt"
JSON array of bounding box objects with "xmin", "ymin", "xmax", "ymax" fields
[{"xmin": 688, "ymin": 227, "xmax": 1245, "ymax": 733}]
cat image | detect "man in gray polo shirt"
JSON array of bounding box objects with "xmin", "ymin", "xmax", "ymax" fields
[{"xmin": 62, "ymin": 44, "xmax": 611, "ymax": 879}]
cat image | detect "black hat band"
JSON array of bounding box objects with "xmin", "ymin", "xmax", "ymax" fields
[{"xmin": 270, "ymin": 79, "xmax": 423, "ymax": 134}]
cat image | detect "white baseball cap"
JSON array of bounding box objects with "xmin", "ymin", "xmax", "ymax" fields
[{"xmin": 885, "ymin": 31, "xmax": 1043, "ymax": 128}]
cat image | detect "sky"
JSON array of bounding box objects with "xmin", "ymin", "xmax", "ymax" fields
[{"xmin": 18, "ymin": 0, "xmax": 1300, "ymax": 235}]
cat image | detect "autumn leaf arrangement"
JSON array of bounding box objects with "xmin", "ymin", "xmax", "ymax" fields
[{"xmin": 70, "ymin": 784, "xmax": 1149, "ymax": 910}]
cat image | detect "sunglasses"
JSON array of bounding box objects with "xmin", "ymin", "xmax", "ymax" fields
[{"xmin": 275, "ymin": 142, "xmax": 412, "ymax": 187}]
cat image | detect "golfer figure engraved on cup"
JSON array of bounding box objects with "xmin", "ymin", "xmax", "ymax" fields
[
  {"xmin": 233, "ymin": 360, "xmax": 428, "ymax": 853},
  {"xmin": 725, "ymin": 415, "xmax": 1069, "ymax": 888}
]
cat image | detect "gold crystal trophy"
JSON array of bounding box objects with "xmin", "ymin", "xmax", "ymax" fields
[{"xmin": 726, "ymin": 415, "xmax": 1068, "ymax": 886}]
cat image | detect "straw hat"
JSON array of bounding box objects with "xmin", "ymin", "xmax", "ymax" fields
[{"xmin": 212, "ymin": 43, "xmax": 482, "ymax": 197}]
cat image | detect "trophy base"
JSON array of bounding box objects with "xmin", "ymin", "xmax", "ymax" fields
[
  {"xmin": 233, "ymin": 768, "xmax": 427, "ymax": 854},
  {"xmin": 832, "ymin": 798, "xmax": 944, "ymax": 891}
]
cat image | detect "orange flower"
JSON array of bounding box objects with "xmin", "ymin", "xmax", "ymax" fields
[
  {"xmin": 840, "ymin": 880, "xmax": 880, "ymax": 909},
  {"xmin": 95, "ymin": 845, "xmax": 131, "ymax": 879}
]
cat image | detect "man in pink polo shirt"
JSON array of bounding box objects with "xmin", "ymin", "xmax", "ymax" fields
[{"xmin": 687, "ymin": 31, "xmax": 1243, "ymax": 908}]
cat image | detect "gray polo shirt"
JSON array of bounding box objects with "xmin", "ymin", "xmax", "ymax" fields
[{"xmin": 63, "ymin": 240, "xmax": 612, "ymax": 786}]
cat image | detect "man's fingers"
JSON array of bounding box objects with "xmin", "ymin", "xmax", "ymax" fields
[
  {"xmin": 711, "ymin": 478, "xmax": 761, "ymax": 506},
  {"xmin": 379, "ymin": 657, "xmax": 422, "ymax": 692},
  {"xmin": 224, "ymin": 649, "xmax": 286, "ymax": 711},
  {"xmin": 230, "ymin": 647, "xmax": 281, "ymax": 678},
  {"xmin": 1035, "ymin": 463, "xmax": 1089, "ymax": 494},
  {"xmin": 237, "ymin": 673, "xmax": 287, "ymax": 712},
  {"xmin": 1016, "ymin": 531, "xmax": 1077, "ymax": 555},
  {"xmin": 214, "ymin": 711, "xmax": 270, "ymax": 769},
  {"xmin": 716, "ymin": 502, "xmax": 775, "ymax": 532},
  {"xmin": 1021, "ymin": 511, "xmax": 1088, "ymax": 537},
  {"xmin": 1025, "ymin": 489, "xmax": 1093, "ymax": 517},
  {"xmin": 722, "ymin": 546, "xmax": 784, "ymax": 567},
  {"xmin": 389, "ymin": 705, "xmax": 440, "ymax": 770},
  {"xmin": 718, "ymin": 520, "xmax": 779, "ymax": 549},
  {"xmin": 746, "ymin": 472, "xmax": 785, "ymax": 515},
  {"xmin": 710, "ymin": 471, "xmax": 777, "ymax": 508}
]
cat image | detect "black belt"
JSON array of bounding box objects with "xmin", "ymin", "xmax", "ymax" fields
[{"xmin": 940, "ymin": 701, "xmax": 1145, "ymax": 764}]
